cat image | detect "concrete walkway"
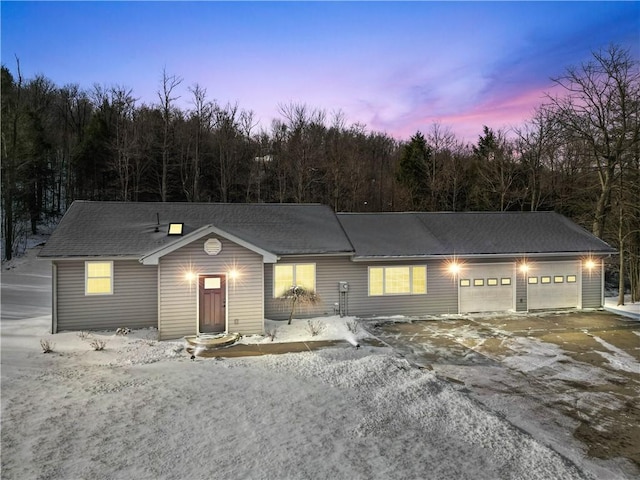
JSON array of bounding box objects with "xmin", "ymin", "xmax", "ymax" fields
[{"xmin": 187, "ymin": 338, "xmax": 385, "ymax": 358}]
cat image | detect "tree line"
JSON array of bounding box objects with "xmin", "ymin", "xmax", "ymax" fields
[{"xmin": 2, "ymin": 45, "xmax": 638, "ymax": 303}]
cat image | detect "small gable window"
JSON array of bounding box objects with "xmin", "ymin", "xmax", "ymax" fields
[
  {"xmin": 85, "ymin": 261, "xmax": 113, "ymax": 295},
  {"xmin": 168, "ymin": 223, "xmax": 184, "ymax": 236}
]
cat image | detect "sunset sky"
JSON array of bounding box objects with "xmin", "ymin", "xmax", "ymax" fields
[{"xmin": 2, "ymin": 1, "xmax": 638, "ymax": 142}]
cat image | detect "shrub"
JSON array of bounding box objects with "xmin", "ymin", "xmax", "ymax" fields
[
  {"xmin": 77, "ymin": 331, "xmax": 90, "ymax": 340},
  {"xmin": 306, "ymin": 319, "xmax": 326, "ymax": 337},
  {"xmin": 89, "ymin": 339, "xmax": 107, "ymax": 351},
  {"xmin": 279, "ymin": 286, "xmax": 321, "ymax": 325},
  {"xmin": 266, "ymin": 326, "xmax": 278, "ymax": 342},
  {"xmin": 346, "ymin": 319, "xmax": 360, "ymax": 334},
  {"xmin": 40, "ymin": 339, "xmax": 55, "ymax": 353},
  {"xmin": 116, "ymin": 327, "xmax": 131, "ymax": 336}
]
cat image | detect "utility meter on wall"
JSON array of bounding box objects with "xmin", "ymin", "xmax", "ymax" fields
[{"xmin": 339, "ymin": 281, "xmax": 349, "ymax": 292}]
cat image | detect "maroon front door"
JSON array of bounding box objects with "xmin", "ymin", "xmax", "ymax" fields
[{"xmin": 199, "ymin": 275, "xmax": 226, "ymax": 333}]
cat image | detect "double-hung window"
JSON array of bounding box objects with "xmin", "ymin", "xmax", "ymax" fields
[
  {"xmin": 85, "ymin": 261, "xmax": 113, "ymax": 295},
  {"xmin": 369, "ymin": 266, "xmax": 426, "ymax": 296},
  {"xmin": 273, "ymin": 263, "xmax": 316, "ymax": 297}
]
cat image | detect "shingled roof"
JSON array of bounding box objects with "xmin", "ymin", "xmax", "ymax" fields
[
  {"xmin": 39, "ymin": 202, "xmax": 615, "ymax": 260},
  {"xmin": 337, "ymin": 211, "xmax": 615, "ymax": 258},
  {"xmin": 38, "ymin": 201, "xmax": 355, "ymax": 258}
]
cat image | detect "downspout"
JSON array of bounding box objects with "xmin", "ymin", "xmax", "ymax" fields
[{"xmin": 52, "ymin": 262, "xmax": 58, "ymax": 334}]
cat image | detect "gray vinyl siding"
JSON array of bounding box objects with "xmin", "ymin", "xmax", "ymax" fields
[
  {"xmin": 55, "ymin": 260, "xmax": 157, "ymax": 332},
  {"xmin": 582, "ymin": 260, "xmax": 604, "ymax": 308},
  {"xmin": 516, "ymin": 275, "xmax": 527, "ymax": 311},
  {"xmin": 264, "ymin": 256, "xmax": 458, "ymax": 320},
  {"xmin": 158, "ymin": 234, "xmax": 264, "ymax": 340}
]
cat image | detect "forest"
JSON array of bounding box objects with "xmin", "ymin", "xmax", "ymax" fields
[{"xmin": 1, "ymin": 44, "xmax": 638, "ymax": 302}]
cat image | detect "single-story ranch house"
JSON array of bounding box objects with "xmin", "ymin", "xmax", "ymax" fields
[{"xmin": 38, "ymin": 201, "xmax": 616, "ymax": 340}]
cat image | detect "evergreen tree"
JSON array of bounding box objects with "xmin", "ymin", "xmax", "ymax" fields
[{"xmin": 397, "ymin": 131, "xmax": 430, "ymax": 210}]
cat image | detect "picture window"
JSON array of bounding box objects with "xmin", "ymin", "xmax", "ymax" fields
[
  {"xmin": 369, "ymin": 266, "xmax": 427, "ymax": 296},
  {"xmin": 274, "ymin": 264, "xmax": 315, "ymax": 298}
]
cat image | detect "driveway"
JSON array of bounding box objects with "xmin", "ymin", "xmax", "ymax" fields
[{"xmin": 366, "ymin": 311, "xmax": 640, "ymax": 477}]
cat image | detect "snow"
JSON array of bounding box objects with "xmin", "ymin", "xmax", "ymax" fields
[
  {"xmin": 2, "ymin": 315, "xmax": 593, "ymax": 479},
  {"xmin": 240, "ymin": 316, "xmax": 369, "ymax": 344},
  {"xmin": 604, "ymin": 296, "xmax": 640, "ymax": 320},
  {"xmin": 0, "ymin": 246, "xmax": 628, "ymax": 479},
  {"xmin": 590, "ymin": 335, "xmax": 640, "ymax": 374}
]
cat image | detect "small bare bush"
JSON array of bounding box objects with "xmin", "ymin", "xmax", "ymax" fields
[
  {"xmin": 77, "ymin": 331, "xmax": 90, "ymax": 340},
  {"xmin": 346, "ymin": 319, "xmax": 360, "ymax": 334},
  {"xmin": 266, "ymin": 326, "xmax": 278, "ymax": 342},
  {"xmin": 306, "ymin": 319, "xmax": 326, "ymax": 337},
  {"xmin": 40, "ymin": 339, "xmax": 55, "ymax": 353},
  {"xmin": 89, "ymin": 339, "xmax": 107, "ymax": 351},
  {"xmin": 266, "ymin": 327, "xmax": 278, "ymax": 342}
]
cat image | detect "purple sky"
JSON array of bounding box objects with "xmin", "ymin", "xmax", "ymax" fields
[{"xmin": 2, "ymin": 2, "xmax": 638, "ymax": 142}]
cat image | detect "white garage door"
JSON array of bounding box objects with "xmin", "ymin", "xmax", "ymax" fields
[
  {"xmin": 459, "ymin": 264, "xmax": 514, "ymax": 313},
  {"xmin": 527, "ymin": 261, "xmax": 579, "ymax": 310}
]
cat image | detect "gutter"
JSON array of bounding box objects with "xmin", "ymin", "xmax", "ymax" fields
[{"xmin": 349, "ymin": 251, "xmax": 615, "ymax": 262}]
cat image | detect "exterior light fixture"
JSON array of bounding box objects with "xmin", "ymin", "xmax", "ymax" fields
[
  {"xmin": 519, "ymin": 263, "xmax": 529, "ymax": 274},
  {"xmin": 449, "ymin": 263, "xmax": 460, "ymax": 275},
  {"xmin": 229, "ymin": 269, "xmax": 239, "ymax": 280},
  {"xmin": 585, "ymin": 259, "xmax": 596, "ymax": 270},
  {"xmin": 185, "ymin": 271, "xmax": 195, "ymax": 282}
]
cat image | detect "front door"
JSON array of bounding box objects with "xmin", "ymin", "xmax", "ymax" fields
[{"xmin": 199, "ymin": 275, "xmax": 226, "ymax": 333}]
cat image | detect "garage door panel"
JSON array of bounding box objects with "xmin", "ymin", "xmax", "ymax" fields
[
  {"xmin": 528, "ymin": 261, "xmax": 579, "ymax": 309},
  {"xmin": 459, "ymin": 264, "xmax": 514, "ymax": 313}
]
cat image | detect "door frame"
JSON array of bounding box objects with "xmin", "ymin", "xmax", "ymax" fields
[{"xmin": 197, "ymin": 272, "xmax": 228, "ymax": 334}]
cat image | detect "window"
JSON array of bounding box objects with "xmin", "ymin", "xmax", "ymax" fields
[
  {"xmin": 369, "ymin": 266, "xmax": 426, "ymax": 296},
  {"xmin": 501, "ymin": 277, "xmax": 512, "ymax": 285},
  {"xmin": 474, "ymin": 279, "xmax": 484, "ymax": 286},
  {"xmin": 460, "ymin": 279, "xmax": 471, "ymax": 287},
  {"xmin": 554, "ymin": 276, "xmax": 564, "ymax": 283},
  {"xmin": 541, "ymin": 276, "xmax": 551, "ymax": 284},
  {"xmin": 487, "ymin": 278, "xmax": 498, "ymax": 286},
  {"xmin": 567, "ymin": 275, "xmax": 577, "ymax": 283},
  {"xmin": 411, "ymin": 266, "xmax": 427, "ymax": 294},
  {"xmin": 273, "ymin": 264, "xmax": 315, "ymax": 297},
  {"xmin": 168, "ymin": 223, "xmax": 184, "ymax": 235},
  {"xmin": 204, "ymin": 277, "xmax": 221, "ymax": 289},
  {"xmin": 85, "ymin": 261, "xmax": 113, "ymax": 295},
  {"xmin": 528, "ymin": 277, "xmax": 538, "ymax": 284}
]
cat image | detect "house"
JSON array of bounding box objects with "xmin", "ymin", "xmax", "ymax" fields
[{"xmin": 38, "ymin": 201, "xmax": 616, "ymax": 340}]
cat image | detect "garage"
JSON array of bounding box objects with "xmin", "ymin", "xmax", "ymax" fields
[
  {"xmin": 459, "ymin": 263, "xmax": 515, "ymax": 313},
  {"xmin": 527, "ymin": 261, "xmax": 579, "ymax": 310}
]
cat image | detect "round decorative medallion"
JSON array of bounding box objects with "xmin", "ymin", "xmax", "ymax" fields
[{"xmin": 204, "ymin": 238, "xmax": 222, "ymax": 256}]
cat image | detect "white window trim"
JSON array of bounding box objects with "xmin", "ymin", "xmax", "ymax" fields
[
  {"xmin": 85, "ymin": 261, "xmax": 114, "ymax": 296},
  {"xmin": 368, "ymin": 265, "xmax": 427, "ymax": 296},
  {"xmin": 273, "ymin": 263, "xmax": 316, "ymax": 298}
]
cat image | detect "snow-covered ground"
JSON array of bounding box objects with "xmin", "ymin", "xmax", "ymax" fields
[{"xmin": 0, "ymin": 247, "xmax": 634, "ymax": 479}]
